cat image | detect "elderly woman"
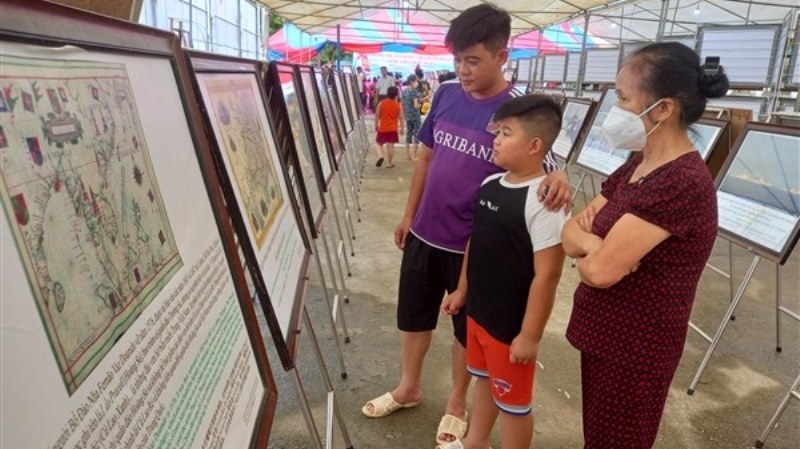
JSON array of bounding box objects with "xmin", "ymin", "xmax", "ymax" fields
[{"xmin": 562, "ymin": 42, "xmax": 729, "ymax": 448}]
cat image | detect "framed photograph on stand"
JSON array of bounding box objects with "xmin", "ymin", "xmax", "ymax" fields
[
  {"xmin": 690, "ymin": 117, "xmax": 731, "ymax": 179},
  {"xmin": 264, "ymin": 61, "xmax": 327, "ymax": 235},
  {"xmin": 187, "ymin": 52, "xmax": 312, "ymax": 369},
  {"xmin": 316, "ymin": 68, "xmax": 346, "ymax": 165},
  {"xmin": 332, "ymin": 70, "xmax": 354, "ymax": 136},
  {"xmin": 715, "ymin": 122, "xmax": 800, "ymax": 264},
  {"xmin": 552, "ymin": 98, "xmax": 595, "ymax": 165},
  {"xmin": 573, "ymin": 88, "xmax": 632, "ymax": 178},
  {"xmin": 297, "ymin": 65, "xmax": 336, "ymax": 187},
  {"xmin": 0, "ymin": 1, "xmax": 277, "ymax": 447}
]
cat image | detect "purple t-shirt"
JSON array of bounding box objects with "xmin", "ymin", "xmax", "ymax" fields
[{"xmin": 412, "ymin": 81, "xmax": 557, "ymax": 253}]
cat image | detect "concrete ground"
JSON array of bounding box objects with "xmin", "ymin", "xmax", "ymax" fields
[{"xmin": 261, "ymin": 121, "xmax": 800, "ymax": 449}]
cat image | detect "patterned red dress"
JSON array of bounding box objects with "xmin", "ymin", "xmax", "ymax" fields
[{"xmin": 566, "ymin": 151, "xmax": 718, "ymax": 449}]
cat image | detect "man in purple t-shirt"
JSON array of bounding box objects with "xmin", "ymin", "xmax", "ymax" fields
[{"xmin": 361, "ymin": 4, "xmax": 572, "ymax": 445}]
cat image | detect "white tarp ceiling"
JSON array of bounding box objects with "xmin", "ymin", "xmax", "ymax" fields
[{"xmin": 257, "ymin": 0, "xmax": 798, "ymax": 46}]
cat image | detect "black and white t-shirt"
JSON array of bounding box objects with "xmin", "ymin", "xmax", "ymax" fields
[{"xmin": 466, "ymin": 172, "xmax": 566, "ymax": 344}]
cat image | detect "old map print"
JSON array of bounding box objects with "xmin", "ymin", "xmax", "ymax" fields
[
  {"xmin": 203, "ymin": 77, "xmax": 284, "ymax": 248},
  {"xmin": 0, "ymin": 55, "xmax": 181, "ymax": 394}
]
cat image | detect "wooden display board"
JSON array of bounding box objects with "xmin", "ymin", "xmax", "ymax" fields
[
  {"xmin": 344, "ymin": 72, "xmax": 361, "ymax": 123},
  {"xmin": 572, "ymin": 88, "xmax": 632, "ymax": 177},
  {"xmin": 266, "ymin": 62, "xmax": 328, "ymax": 232},
  {"xmin": 316, "ymin": 69, "xmax": 347, "ymax": 165},
  {"xmin": 332, "ymin": 70, "xmax": 354, "ymax": 135},
  {"xmin": 715, "ymin": 122, "xmax": 800, "ymax": 264},
  {"xmin": 297, "ymin": 65, "xmax": 340, "ymax": 178},
  {"xmin": 0, "ymin": 0, "xmax": 277, "ymax": 447},
  {"xmin": 552, "ymin": 97, "xmax": 595, "ymax": 164},
  {"xmin": 691, "ymin": 117, "xmax": 731, "ymax": 180},
  {"xmin": 186, "ymin": 53, "xmax": 311, "ymax": 370}
]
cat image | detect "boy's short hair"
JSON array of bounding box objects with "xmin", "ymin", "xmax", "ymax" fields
[
  {"xmin": 387, "ymin": 86, "xmax": 399, "ymax": 99},
  {"xmin": 445, "ymin": 3, "xmax": 510, "ymax": 54},
  {"xmin": 492, "ymin": 95, "xmax": 563, "ymax": 150}
]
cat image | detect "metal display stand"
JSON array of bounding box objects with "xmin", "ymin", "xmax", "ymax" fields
[
  {"xmin": 755, "ymin": 367, "xmax": 800, "ymax": 448},
  {"xmin": 688, "ymin": 253, "xmax": 761, "ymax": 394},
  {"xmin": 289, "ymin": 306, "xmax": 355, "ymax": 449}
]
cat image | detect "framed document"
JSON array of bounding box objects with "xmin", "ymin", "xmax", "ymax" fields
[
  {"xmin": 265, "ymin": 61, "xmax": 327, "ymax": 235},
  {"xmin": 573, "ymin": 88, "xmax": 632, "ymax": 177},
  {"xmin": 716, "ymin": 122, "xmax": 800, "ymax": 264},
  {"xmin": 344, "ymin": 72, "xmax": 361, "ymax": 122},
  {"xmin": 297, "ymin": 65, "xmax": 336, "ymax": 186},
  {"xmin": 552, "ymin": 98, "xmax": 594, "ymax": 164},
  {"xmin": 332, "ymin": 70, "xmax": 354, "ymax": 135},
  {"xmin": 691, "ymin": 118, "xmax": 728, "ymax": 161},
  {"xmin": 188, "ymin": 53, "xmax": 311, "ymax": 368},
  {"xmin": 1, "ymin": 1, "xmax": 277, "ymax": 447},
  {"xmin": 316, "ymin": 69, "xmax": 346, "ymax": 165}
]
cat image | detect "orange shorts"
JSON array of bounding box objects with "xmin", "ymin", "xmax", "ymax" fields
[{"xmin": 466, "ymin": 316, "xmax": 536, "ymax": 415}]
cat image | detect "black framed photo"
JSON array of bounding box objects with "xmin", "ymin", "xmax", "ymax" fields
[
  {"xmin": 715, "ymin": 122, "xmax": 800, "ymax": 264},
  {"xmin": 1, "ymin": 0, "xmax": 277, "ymax": 447},
  {"xmin": 552, "ymin": 97, "xmax": 594, "ymax": 164},
  {"xmin": 573, "ymin": 88, "xmax": 633, "ymax": 178}
]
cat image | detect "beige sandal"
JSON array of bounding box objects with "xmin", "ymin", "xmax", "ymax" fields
[
  {"xmin": 436, "ymin": 413, "xmax": 468, "ymax": 445},
  {"xmin": 361, "ymin": 392, "xmax": 421, "ymax": 418}
]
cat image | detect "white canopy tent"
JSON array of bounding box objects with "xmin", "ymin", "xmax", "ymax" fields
[{"xmin": 257, "ymin": 0, "xmax": 798, "ymax": 46}]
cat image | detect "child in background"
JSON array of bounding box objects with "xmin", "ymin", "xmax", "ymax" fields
[
  {"xmin": 440, "ymin": 95, "xmax": 567, "ymax": 449},
  {"xmin": 375, "ymin": 86, "xmax": 403, "ymax": 168}
]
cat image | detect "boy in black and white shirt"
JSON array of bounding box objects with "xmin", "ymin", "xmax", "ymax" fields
[{"xmin": 441, "ymin": 95, "xmax": 567, "ymax": 449}]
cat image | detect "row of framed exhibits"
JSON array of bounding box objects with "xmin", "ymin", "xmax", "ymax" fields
[
  {"xmin": 550, "ymin": 89, "xmax": 799, "ymax": 266},
  {"xmin": 0, "ymin": 0, "xmax": 362, "ymax": 448}
]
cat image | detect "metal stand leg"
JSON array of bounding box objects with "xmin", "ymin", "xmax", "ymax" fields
[
  {"xmin": 571, "ymin": 171, "xmax": 587, "ymax": 206},
  {"xmin": 688, "ymin": 256, "xmax": 761, "ymax": 395},
  {"xmin": 328, "ymin": 178, "xmax": 355, "ymax": 276},
  {"xmin": 310, "ymin": 237, "xmax": 348, "ymax": 379},
  {"xmin": 320, "ymin": 226, "xmax": 352, "ymax": 332},
  {"xmin": 289, "ymin": 368, "xmax": 325, "ymax": 449},
  {"xmin": 729, "ymin": 240, "xmax": 736, "ymax": 321},
  {"xmin": 754, "ymin": 369, "xmax": 800, "ymax": 448},
  {"xmin": 302, "ymin": 307, "xmax": 355, "ymax": 449},
  {"xmin": 333, "ymin": 172, "xmax": 357, "ymax": 262}
]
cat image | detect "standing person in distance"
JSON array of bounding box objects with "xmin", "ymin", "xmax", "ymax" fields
[
  {"xmin": 562, "ymin": 43, "xmax": 728, "ymax": 448},
  {"xmin": 374, "ymin": 86, "xmax": 403, "ymax": 168},
  {"xmin": 360, "ymin": 3, "xmax": 572, "ymax": 446},
  {"xmin": 374, "ymin": 66, "xmax": 395, "ymax": 107},
  {"xmin": 401, "ymin": 74, "xmax": 423, "ymax": 161},
  {"xmin": 356, "ymin": 66, "xmax": 367, "ymax": 110},
  {"xmin": 439, "ymin": 95, "xmax": 567, "ymax": 449}
]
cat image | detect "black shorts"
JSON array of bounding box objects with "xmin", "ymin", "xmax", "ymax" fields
[{"xmin": 397, "ymin": 233, "xmax": 468, "ymax": 346}]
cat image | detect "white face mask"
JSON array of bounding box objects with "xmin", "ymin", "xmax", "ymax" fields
[{"xmin": 600, "ymin": 100, "xmax": 663, "ymax": 151}]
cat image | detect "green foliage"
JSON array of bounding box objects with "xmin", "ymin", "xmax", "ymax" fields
[
  {"xmin": 318, "ymin": 42, "xmax": 352, "ymax": 64},
  {"xmin": 268, "ymin": 13, "xmax": 284, "ymax": 35}
]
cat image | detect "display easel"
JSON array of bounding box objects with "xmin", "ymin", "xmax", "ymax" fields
[
  {"xmin": 755, "ymin": 366, "xmax": 800, "ymax": 448},
  {"xmin": 687, "ymin": 123, "xmax": 800, "ymax": 395}
]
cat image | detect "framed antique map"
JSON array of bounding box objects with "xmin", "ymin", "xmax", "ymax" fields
[
  {"xmin": 189, "ymin": 53, "xmax": 310, "ymax": 367},
  {"xmin": 1, "ymin": 1, "xmax": 277, "ymax": 448},
  {"xmin": 715, "ymin": 122, "xmax": 800, "ymax": 264},
  {"xmin": 297, "ymin": 65, "xmax": 335, "ymax": 186},
  {"xmin": 315, "ymin": 69, "xmax": 345, "ymax": 165}
]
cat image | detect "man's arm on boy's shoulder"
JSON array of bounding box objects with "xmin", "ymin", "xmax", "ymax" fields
[
  {"xmin": 538, "ymin": 150, "xmax": 572, "ymax": 212},
  {"xmin": 509, "ymin": 244, "xmax": 565, "ymax": 364},
  {"xmin": 394, "ymin": 145, "xmax": 433, "ymax": 249}
]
